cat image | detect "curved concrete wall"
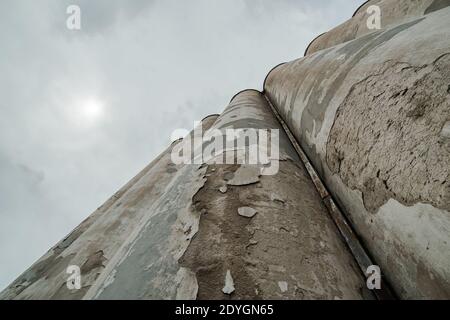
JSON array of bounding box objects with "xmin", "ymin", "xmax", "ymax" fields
[
  {"xmin": 0, "ymin": 117, "xmax": 219, "ymax": 300},
  {"xmin": 183, "ymin": 90, "xmax": 367, "ymax": 299},
  {"xmin": 305, "ymin": 0, "xmax": 450, "ymax": 56},
  {"xmin": 265, "ymin": 7, "xmax": 450, "ymax": 299}
]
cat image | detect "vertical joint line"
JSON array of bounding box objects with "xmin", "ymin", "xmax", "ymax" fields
[{"xmin": 263, "ymin": 93, "xmax": 396, "ymax": 300}]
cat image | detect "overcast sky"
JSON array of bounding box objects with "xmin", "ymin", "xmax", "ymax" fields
[{"xmin": 0, "ymin": 0, "xmax": 362, "ymax": 290}]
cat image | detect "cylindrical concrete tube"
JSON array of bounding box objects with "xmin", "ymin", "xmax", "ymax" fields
[
  {"xmin": 265, "ymin": 7, "xmax": 450, "ymax": 299},
  {"xmin": 176, "ymin": 89, "xmax": 367, "ymax": 299},
  {"xmin": 0, "ymin": 116, "xmax": 219, "ymax": 300},
  {"xmin": 305, "ymin": 0, "xmax": 450, "ymax": 56}
]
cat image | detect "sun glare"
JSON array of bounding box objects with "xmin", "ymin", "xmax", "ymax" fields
[{"xmin": 81, "ymin": 98, "xmax": 104, "ymax": 122}]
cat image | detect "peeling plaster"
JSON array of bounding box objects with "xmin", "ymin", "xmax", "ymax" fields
[
  {"xmin": 264, "ymin": 7, "xmax": 450, "ymax": 299},
  {"xmin": 222, "ymin": 270, "xmax": 235, "ymax": 295},
  {"xmin": 238, "ymin": 207, "xmax": 258, "ymax": 218}
]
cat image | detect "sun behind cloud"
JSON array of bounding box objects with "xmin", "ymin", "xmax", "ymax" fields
[{"xmin": 80, "ymin": 98, "xmax": 104, "ymax": 122}]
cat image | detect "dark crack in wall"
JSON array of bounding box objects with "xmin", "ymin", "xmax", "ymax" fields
[{"xmin": 425, "ymin": 0, "xmax": 450, "ymax": 14}]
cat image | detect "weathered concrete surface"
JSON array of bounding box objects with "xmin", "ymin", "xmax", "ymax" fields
[
  {"xmin": 327, "ymin": 54, "xmax": 450, "ymax": 213},
  {"xmin": 306, "ymin": 0, "xmax": 450, "ymax": 56},
  {"xmin": 0, "ymin": 116, "xmax": 218, "ymax": 300},
  {"xmin": 89, "ymin": 159, "xmax": 208, "ymax": 299},
  {"xmin": 179, "ymin": 90, "xmax": 367, "ymax": 300},
  {"xmin": 265, "ymin": 7, "xmax": 450, "ymax": 299}
]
